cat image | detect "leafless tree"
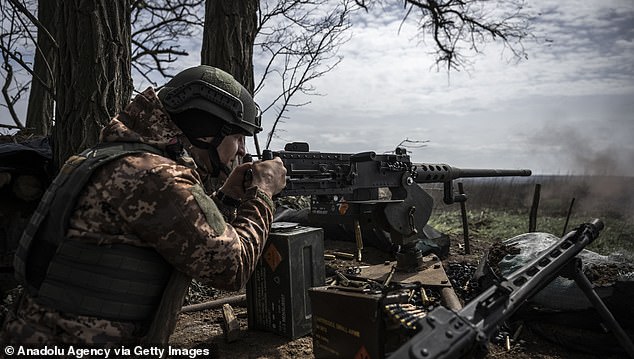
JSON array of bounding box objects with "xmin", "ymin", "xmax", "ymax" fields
[
  {"xmin": 2, "ymin": 0, "xmax": 533, "ymax": 153},
  {"xmin": 355, "ymin": 0, "xmax": 532, "ymax": 71},
  {"xmin": 0, "ymin": 0, "xmax": 36, "ymax": 131},
  {"xmin": 198, "ymin": 0, "xmax": 357, "ymax": 155},
  {"xmin": 131, "ymin": 0, "xmax": 205, "ymax": 86},
  {"xmin": 24, "ymin": 0, "xmax": 58, "ymax": 135},
  {"xmin": 0, "ymin": 0, "xmax": 58, "ymax": 135},
  {"xmin": 255, "ymin": 0, "xmax": 356, "ymax": 149},
  {"xmin": 0, "ymin": 0, "xmax": 205, "ymax": 136},
  {"xmin": 255, "ymin": 0, "xmax": 531, "ymax": 148},
  {"xmin": 201, "ymin": 0, "xmax": 258, "ymax": 92},
  {"xmin": 52, "ymin": 0, "xmax": 132, "ymax": 167}
]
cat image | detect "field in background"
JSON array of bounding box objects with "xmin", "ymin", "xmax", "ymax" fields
[{"xmin": 422, "ymin": 175, "xmax": 634, "ymax": 258}]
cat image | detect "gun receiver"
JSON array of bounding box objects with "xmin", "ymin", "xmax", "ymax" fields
[
  {"xmin": 263, "ymin": 142, "xmax": 531, "ymax": 204},
  {"xmin": 388, "ymin": 219, "xmax": 634, "ymax": 359}
]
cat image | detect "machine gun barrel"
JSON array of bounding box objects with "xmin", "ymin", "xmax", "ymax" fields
[
  {"xmin": 413, "ymin": 164, "xmax": 531, "ymax": 204},
  {"xmin": 414, "ymin": 164, "xmax": 532, "ymax": 184}
]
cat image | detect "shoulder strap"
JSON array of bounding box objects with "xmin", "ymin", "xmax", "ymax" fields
[{"xmin": 14, "ymin": 142, "xmax": 164, "ymax": 293}]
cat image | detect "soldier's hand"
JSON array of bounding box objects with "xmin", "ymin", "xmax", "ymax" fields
[
  {"xmin": 249, "ymin": 157, "xmax": 287, "ymax": 198},
  {"xmin": 219, "ymin": 162, "xmax": 253, "ymax": 200}
]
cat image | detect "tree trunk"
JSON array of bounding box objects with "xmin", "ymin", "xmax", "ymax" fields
[
  {"xmin": 25, "ymin": 0, "xmax": 59, "ymax": 136},
  {"xmin": 52, "ymin": 0, "xmax": 132, "ymax": 168},
  {"xmin": 201, "ymin": 0, "xmax": 257, "ymax": 93}
]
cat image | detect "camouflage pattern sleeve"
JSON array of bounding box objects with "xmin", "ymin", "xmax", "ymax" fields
[
  {"xmin": 211, "ymin": 194, "xmax": 238, "ymax": 223},
  {"xmin": 119, "ymin": 160, "xmax": 274, "ymax": 291}
]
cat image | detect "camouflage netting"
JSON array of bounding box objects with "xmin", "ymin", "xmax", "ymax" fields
[
  {"xmin": 474, "ymin": 232, "xmax": 634, "ymax": 355},
  {"xmin": 477, "ymin": 232, "xmax": 634, "ymax": 310}
]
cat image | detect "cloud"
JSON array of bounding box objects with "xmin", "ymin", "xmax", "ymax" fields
[
  {"xmin": 256, "ymin": 0, "xmax": 634, "ymax": 177},
  {"xmin": 2, "ymin": 0, "xmax": 633, "ymax": 178}
]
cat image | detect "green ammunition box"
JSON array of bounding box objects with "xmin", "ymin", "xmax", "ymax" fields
[{"xmin": 247, "ymin": 224, "xmax": 325, "ymax": 339}]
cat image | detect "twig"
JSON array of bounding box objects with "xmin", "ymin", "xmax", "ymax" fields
[{"xmin": 180, "ymin": 294, "xmax": 246, "ymax": 313}]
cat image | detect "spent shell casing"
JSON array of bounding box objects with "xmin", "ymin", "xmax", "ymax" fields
[
  {"xmin": 420, "ymin": 288, "xmax": 430, "ymax": 303},
  {"xmin": 332, "ymin": 251, "xmax": 355, "ymax": 260}
]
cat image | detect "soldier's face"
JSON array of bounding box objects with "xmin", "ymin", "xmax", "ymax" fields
[
  {"xmin": 189, "ymin": 134, "xmax": 246, "ymax": 176},
  {"xmin": 217, "ymin": 133, "xmax": 246, "ymax": 165}
]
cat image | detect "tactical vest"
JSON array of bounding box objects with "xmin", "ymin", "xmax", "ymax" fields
[{"xmin": 14, "ymin": 142, "xmax": 173, "ymax": 322}]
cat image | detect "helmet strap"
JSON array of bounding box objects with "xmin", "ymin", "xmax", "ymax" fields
[
  {"xmin": 211, "ymin": 124, "xmax": 235, "ymax": 177},
  {"xmin": 188, "ymin": 124, "xmax": 233, "ymax": 177}
]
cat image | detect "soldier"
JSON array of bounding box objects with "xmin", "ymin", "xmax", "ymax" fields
[{"xmin": 1, "ymin": 65, "xmax": 286, "ymax": 344}]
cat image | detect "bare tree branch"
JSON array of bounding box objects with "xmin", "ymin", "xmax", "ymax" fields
[
  {"xmin": 1, "ymin": 0, "xmax": 533, "ymax": 145},
  {"xmin": 7, "ymin": 0, "xmax": 58, "ymax": 49},
  {"xmin": 0, "ymin": 0, "xmax": 32, "ymax": 130},
  {"xmin": 401, "ymin": 0, "xmax": 532, "ymax": 71},
  {"xmin": 0, "ymin": 38, "xmax": 53, "ymax": 96},
  {"xmin": 1, "ymin": 48, "xmax": 27, "ymax": 129},
  {"xmin": 4, "ymin": 3, "xmax": 56, "ymax": 88},
  {"xmin": 397, "ymin": 138, "xmax": 430, "ymax": 148},
  {"xmin": 1, "ymin": 0, "xmax": 207, "ymax": 132},
  {"xmin": 354, "ymin": 0, "xmax": 369, "ymax": 11},
  {"xmin": 131, "ymin": 0, "xmax": 205, "ymax": 85},
  {"xmin": 383, "ymin": 138, "xmax": 430, "ymax": 153},
  {"xmin": 256, "ymin": 0, "xmax": 357, "ymax": 149},
  {"xmin": 256, "ymin": 0, "xmax": 531, "ymax": 146}
]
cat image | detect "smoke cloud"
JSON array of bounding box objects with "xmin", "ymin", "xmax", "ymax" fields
[{"xmin": 530, "ymin": 122, "xmax": 634, "ymax": 176}]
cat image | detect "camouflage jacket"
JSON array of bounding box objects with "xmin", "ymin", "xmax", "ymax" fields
[{"xmin": 1, "ymin": 88, "xmax": 274, "ymax": 345}]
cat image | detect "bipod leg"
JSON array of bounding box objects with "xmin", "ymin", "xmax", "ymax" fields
[{"xmin": 569, "ymin": 259, "xmax": 634, "ymax": 358}]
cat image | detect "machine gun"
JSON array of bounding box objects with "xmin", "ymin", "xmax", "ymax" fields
[
  {"xmin": 388, "ymin": 219, "xmax": 634, "ymax": 359},
  {"xmin": 263, "ymin": 142, "xmax": 531, "ymax": 204},
  {"xmin": 260, "ymin": 142, "xmax": 531, "ymax": 270}
]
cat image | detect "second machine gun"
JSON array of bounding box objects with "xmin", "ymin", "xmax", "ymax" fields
[
  {"xmin": 261, "ymin": 142, "xmax": 532, "ymax": 273},
  {"xmin": 388, "ymin": 219, "xmax": 634, "ymax": 358}
]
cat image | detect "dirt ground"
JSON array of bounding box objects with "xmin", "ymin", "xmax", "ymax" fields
[{"xmin": 169, "ymin": 234, "xmax": 633, "ymax": 359}]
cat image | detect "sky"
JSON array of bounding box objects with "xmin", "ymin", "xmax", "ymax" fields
[
  {"xmin": 1, "ymin": 0, "xmax": 633, "ymax": 176},
  {"xmin": 253, "ymin": 0, "xmax": 634, "ymax": 176}
]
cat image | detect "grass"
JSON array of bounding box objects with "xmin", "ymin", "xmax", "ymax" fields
[
  {"xmin": 421, "ymin": 176, "xmax": 634, "ymax": 260},
  {"xmin": 429, "ymin": 208, "xmax": 634, "ymax": 259}
]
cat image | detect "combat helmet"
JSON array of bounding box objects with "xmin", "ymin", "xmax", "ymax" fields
[
  {"xmin": 158, "ymin": 65, "xmax": 262, "ymax": 136},
  {"xmin": 158, "ymin": 65, "xmax": 261, "ymax": 176}
]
